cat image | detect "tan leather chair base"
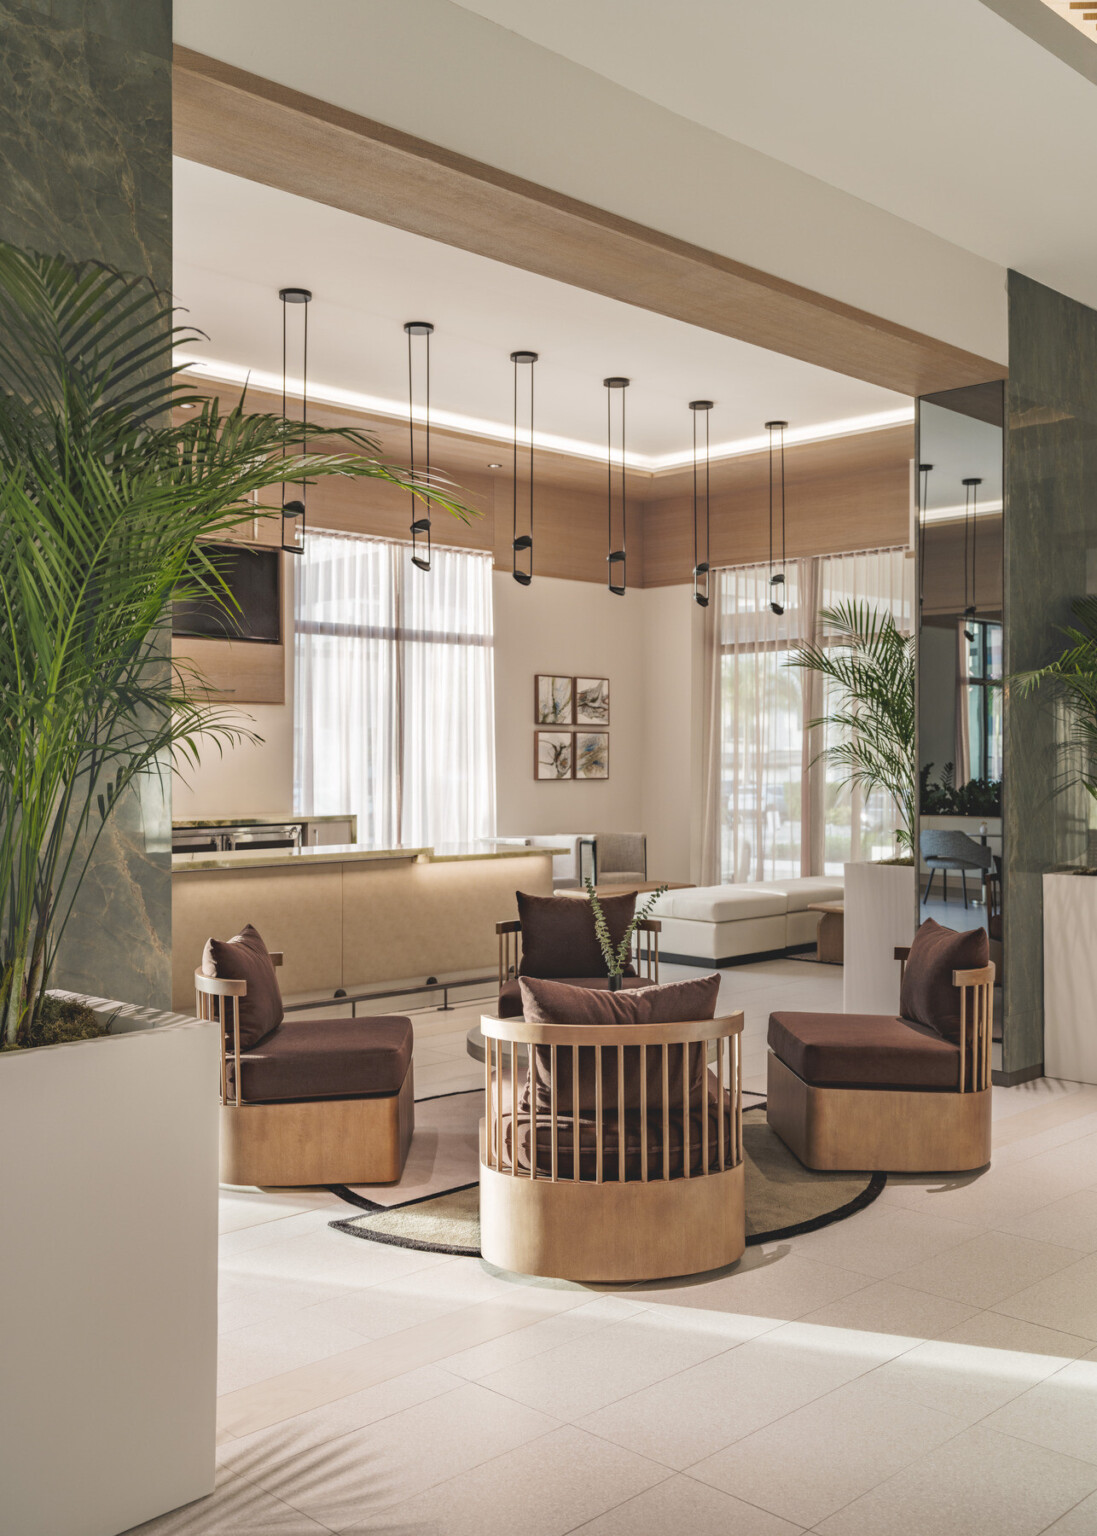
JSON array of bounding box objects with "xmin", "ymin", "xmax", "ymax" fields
[
  {"xmin": 480, "ymin": 1143, "xmax": 745, "ymax": 1283},
  {"xmin": 220, "ymin": 1066, "xmax": 415, "ymax": 1187},
  {"xmin": 767, "ymin": 1053, "xmax": 990, "ymax": 1174}
]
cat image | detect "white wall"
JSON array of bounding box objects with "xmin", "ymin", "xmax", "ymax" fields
[
  {"xmin": 639, "ymin": 585, "xmax": 704, "ymax": 884},
  {"xmin": 172, "ymin": 701, "xmax": 294, "ymax": 821}
]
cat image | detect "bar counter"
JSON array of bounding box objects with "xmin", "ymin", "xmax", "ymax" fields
[{"xmin": 171, "ymin": 842, "xmax": 564, "ymax": 1011}]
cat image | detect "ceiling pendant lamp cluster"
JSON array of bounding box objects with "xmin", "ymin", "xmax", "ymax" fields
[
  {"xmin": 604, "ymin": 376, "xmax": 629, "ymax": 596},
  {"xmin": 404, "ymin": 320, "xmax": 435, "ymax": 572},
  {"xmin": 510, "ymin": 350, "xmax": 537, "ymax": 586},
  {"xmin": 962, "ymin": 475, "xmax": 982, "ymax": 641},
  {"xmin": 690, "ymin": 400, "xmax": 713, "ymax": 608},
  {"xmin": 766, "ymin": 419, "xmax": 789, "ymax": 615},
  {"xmin": 278, "ymin": 286, "xmax": 311, "ymax": 554}
]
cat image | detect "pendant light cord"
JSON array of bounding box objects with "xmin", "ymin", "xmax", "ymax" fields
[
  {"xmin": 300, "ymin": 296, "xmax": 308, "ymax": 508},
  {"xmin": 768, "ymin": 425, "xmax": 774, "ymax": 582},
  {"xmin": 779, "ymin": 422, "xmax": 786, "ymax": 572},
  {"xmin": 281, "ymin": 296, "xmax": 287, "ymax": 509},
  {"xmin": 970, "ymin": 480, "xmax": 977, "ymax": 617},
  {"xmin": 692, "ymin": 409, "xmax": 699, "ymax": 574}
]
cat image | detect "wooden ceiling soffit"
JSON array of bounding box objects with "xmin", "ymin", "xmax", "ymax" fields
[{"xmin": 173, "ymin": 48, "xmax": 1005, "ymax": 399}]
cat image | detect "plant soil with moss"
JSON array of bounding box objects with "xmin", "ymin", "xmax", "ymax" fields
[{"xmin": 1, "ymin": 994, "xmax": 107, "ymax": 1051}]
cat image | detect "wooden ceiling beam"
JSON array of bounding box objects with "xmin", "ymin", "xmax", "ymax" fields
[{"xmin": 173, "ymin": 46, "xmax": 1005, "ymax": 400}]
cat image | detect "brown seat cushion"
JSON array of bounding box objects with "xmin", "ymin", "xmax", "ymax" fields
[
  {"xmin": 227, "ymin": 1015, "xmax": 413, "ymax": 1103},
  {"xmin": 497, "ymin": 974, "xmax": 653, "ymax": 1019},
  {"xmin": 516, "ymin": 890, "xmax": 637, "ymax": 979},
  {"xmin": 494, "ymin": 1074, "xmax": 730, "ymax": 1180},
  {"xmin": 900, "ymin": 919, "xmax": 990, "ymax": 1042},
  {"xmin": 518, "ymin": 972, "xmax": 721, "ymax": 1115},
  {"xmin": 768, "ymin": 1011, "xmax": 961, "ymax": 1091},
  {"xmin": 202, "ymin": 923, "xmax": 283, "ymax": 1049}
]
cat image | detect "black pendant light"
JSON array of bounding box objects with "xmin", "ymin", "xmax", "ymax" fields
[
  {"xmin": 404, "ymin": 321, "xmax": 434, "ymax": 572},
  {"xmin": 605, "ymin": 376, "xmax": 629, "ymax": 596},
  {"xmin": 279, "ymin": 286, "xmax": 311, "ymax": 554},
  {"xmin": 962, "ymin": 476, "xmax": 982, "ymax": 642},
  {"xmin": 917, "ymin": 462, "xmax": 933, "ymax": 612},
  {"xmin": 510, "ymin": 350, "xmax": 537, "ymax": 586},
  {"xmin": 690, "ymin": 400, "xmax": 714, "ymax": 607},
  {"xmin": 765, "ymin": 419, "xmax": 788, "ymax": 614}
]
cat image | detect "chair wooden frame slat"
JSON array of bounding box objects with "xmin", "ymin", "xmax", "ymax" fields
[
  {"xmin": 479, "ymin": 1011, "xmax": 746, "ymax": 1282},
  {"xmin": 767, "ymin": 955, "xmax": 995, "ymax": 1174},
  {"xmin": 196, "ymin": 958, "xmax": 413, "ymax": 1187}
]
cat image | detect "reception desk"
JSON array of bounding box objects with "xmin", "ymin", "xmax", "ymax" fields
[{"xmin": 171, "ymin": 843, "xmax": 559, "ymax": 1012}]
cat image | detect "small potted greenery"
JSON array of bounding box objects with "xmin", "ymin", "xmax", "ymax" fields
[{"xmin": 584, "ymin": 878, "xmax": 668, "ymax": 987}]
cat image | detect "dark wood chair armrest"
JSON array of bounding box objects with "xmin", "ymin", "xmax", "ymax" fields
[
  {"xmin": 268, "ymin": 951, "xmax": 283, "ymax": 967},
  {"xmin": 496, "ymin": 920, "xmax": 521, "ymax": 934},
  {"xmin": 894, "ymin": 946, "xmax": 911, "ymax": 962},
  {"xmin": 637, "ymin": 918, "xmax": 662, "ymax": 933}
]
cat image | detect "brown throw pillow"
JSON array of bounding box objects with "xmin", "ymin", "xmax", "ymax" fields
[
  {"xmin": 201, "ymin": 923, "xmax": 283, "ymax": 1050},
  {"xmin": 899, "ymin": 919, "xmax": 989, "ymax": 1042},
  {"xmin": 516, "ymin": 890, "xmax": 637, "ymax": 979},
  {"xmin": 517, "ymin": 972, "xmax": 721, "ymax": 1115}
]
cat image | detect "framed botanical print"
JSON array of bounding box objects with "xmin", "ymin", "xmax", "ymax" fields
[
  {"xmin": 535, "ymin": 731, "xmax": 574, "ymax": 780},
  {"xmin": 535, "ymin": 674, "xmax": 574, "ymax": 725},
  {"xmin": 575, "ymin": 731, "xmax": 609, "ymax": 780},
  {"xmin": 574, "ymin": 676, "xmax": 609, "ymax": 725}
]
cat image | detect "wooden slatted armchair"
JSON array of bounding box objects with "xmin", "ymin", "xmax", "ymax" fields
[
  {"xmin": 496, "ymin": 912, "xmax": 661, "ymax": 1018},
  {"xmin": 767, "ymin": 937, "xmax": 994, "ymax": 1174},
  {"xmin": 479, "ymin": 1009, "xmax": 745, "ymax": 1281},
  {"xmin": 196, "ymin": 946, "xmax": 414, "ymax": 1187}
]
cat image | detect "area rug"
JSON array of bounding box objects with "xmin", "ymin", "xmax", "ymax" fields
[{"xmin": 329, "ymin": 1094, "xmax": 885, "ymax": 1258}]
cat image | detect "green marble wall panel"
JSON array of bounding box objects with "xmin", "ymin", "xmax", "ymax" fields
[
  {"xmin": 1005, "ymin": 270, "xmax": 1097, "ymax": 1078},
  {"xmin": 0, "ymin": 0, "xmax": 173, "ymax": 1007}
]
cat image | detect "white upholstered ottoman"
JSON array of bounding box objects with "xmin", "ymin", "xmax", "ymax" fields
[{"xmin": 651, "ymin": 878, "xmax": 845, "ymax": 967}]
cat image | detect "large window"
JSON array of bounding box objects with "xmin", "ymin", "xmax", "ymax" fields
[
  {"xmin": 959, "ymin": 619, "xmax": 1003, "ymax": 784},
  {"xmin": 294, "ymin": 532, "xmax": 496, "ymax": 848},
  {"xmin": 711, "ymin": 548, "xmax": 913, "ymax": 882}
]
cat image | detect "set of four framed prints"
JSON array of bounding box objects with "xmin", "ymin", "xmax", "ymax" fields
[{"xmin": 534, "ymin": 674, "xmax": 610, "ymax": 780}]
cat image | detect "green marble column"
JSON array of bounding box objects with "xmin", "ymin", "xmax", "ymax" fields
[
  {"xmin": 1004, "ymin": 271, "xmax": 1097, "ymax": 1080},
  {"xmin": 0, "ymin": 0, "xmax": 173, "ymax": 1007}
]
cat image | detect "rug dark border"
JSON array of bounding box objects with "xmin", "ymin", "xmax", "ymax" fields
[{"xmin": 328, "ymin": 1089, "xmax": 885, "ymax": 1257}]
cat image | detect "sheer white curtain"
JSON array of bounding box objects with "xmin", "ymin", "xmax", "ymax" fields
[
  {"xmin": 704, "ymin": 547, "xmax": 913, "ymax": 883},
  {"xmin": 294, "ymin": 531, "xmax": 496, "ymax": 848}
]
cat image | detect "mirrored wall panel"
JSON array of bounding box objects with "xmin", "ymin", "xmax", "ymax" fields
[{"xmin": 916, "ymin": 382, "xmax": 1005, "ymax": 996}]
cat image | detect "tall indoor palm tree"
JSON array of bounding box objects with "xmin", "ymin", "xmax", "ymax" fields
[
  {"xmin": 0, "ymin": 244, "xmax": 474, "ymax": 1047},
  {"xmin": 1014, "ymin": 595, "xmax": 1097, "ymax": 803},
  {"xmin": 788, "ymin": 599, "xmax": 917, "ymax": 855}
]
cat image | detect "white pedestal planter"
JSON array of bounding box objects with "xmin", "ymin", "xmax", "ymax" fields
[
  {"xmin": 0, "ymin": 998, "xmax": 219, "ymax": 1536},
  {"xmin": 1044, "ymin": 872, "xmax": 1097, "ymax": 1084},
  {"xmin": 844, "ymin": 861, "xmax": 917, "ymax": 1015}
]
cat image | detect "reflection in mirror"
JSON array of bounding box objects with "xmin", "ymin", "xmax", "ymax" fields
[{"xmin": 916, "ymin": 383, "xmax": 1005, "ymax": 1022}]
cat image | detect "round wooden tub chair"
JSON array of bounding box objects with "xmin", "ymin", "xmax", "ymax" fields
[
  {"xmin": 767, "ymin": 924, "xmax": 994, "ymax": 1174},
  {"xmin": 479, "ymin": 1009, "xmax": 745, "ymax": 1282},
  {"xmin": 195, "ymin": 944, "xmax": 414, "ymax": 1187}
]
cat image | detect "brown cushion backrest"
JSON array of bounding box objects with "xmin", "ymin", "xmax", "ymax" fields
[
  {"xmin": 516, "ymin": 890, "xmax": 637, "ymax": 979},
  {"xmin": 517, "ymin": 972, "xmax": 721, "ymax": 1115},
  {"xmin": 900, "ymin": 919, "xmax": 989, "ymax": 1042},
  {"xmin": 202, "ymin": 923, "xmax": 283, "ymax": 1050},
  {"xmin": 498, "ymin": 975, "xmax": 653, "ymax": 1019}
]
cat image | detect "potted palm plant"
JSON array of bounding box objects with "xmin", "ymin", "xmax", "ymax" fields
[
  {"xmin": 788, "ymin": 600, "xmax": 917, "ymax": 1012},
  {"xmin": 1014, "ymin": 597, "xmax": 1097, "ymax": 1083},
  {"xmin": 0, "ymin": 243, "xmax": 474, "ymax": 1536}
]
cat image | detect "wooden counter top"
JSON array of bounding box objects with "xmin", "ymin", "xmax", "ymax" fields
[{"xmin": 171, "ymin": 842, "xmax": 567, "ymax": 874}]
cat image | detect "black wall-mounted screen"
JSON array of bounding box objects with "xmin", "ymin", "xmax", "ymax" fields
[{"xmin": 172, "ymin": 544, "xmax": 281, "ymax": 644}]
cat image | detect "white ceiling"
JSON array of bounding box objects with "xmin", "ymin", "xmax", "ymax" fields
[
  {"xmin": 173, "ymin": 161, "xmax": 910, "ymax": 467},
  {"xmin": 452, "ymin": 0, "xmax": 1097, "ymax": 316}
]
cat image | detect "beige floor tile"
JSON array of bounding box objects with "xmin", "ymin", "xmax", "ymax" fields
[
  {"xmin": 239, "ymin": 1380, "xmax": 559, "ymax": 1528},
  {"xmin": 219, "ymin": 1208, "xmax": 336, "ymax": 1259},
  {"xmin": 217, "ymin": 1365, "xmax": 464, "ymax": 1483},
  {"xmin": 994, "ymin": 1253, "xmax": 1097, "ymax": 1338},
  {"xmin": 217, "ymin": 1310, "xmax": 371, "ymax": 1396},
  {"xmin": 578, "ymin": 1319, "xmax": 909, "ymax": 1469},
  {"xmin": 218, "ymin": 1189, "xmax": 334, "ymax": 1234},
  {"xmin": 798, "ymin": 1279, "xmax": 979, "ymax": 1341},
  {"xmin": 218, "ymin": 1270, "xmax": 351, "ymax": 1337},
  {"xmin": 568, "ymin": 1473, "xmax": 804, "ymax": 1535},
  {"xmin": 477, "ymin": 1307, "xmax": 750, "ymax": 1421},
  {"xmin": 1040, "ymin": 1489, "xmax": 1097, "ymax": 1533},
  {"xmin": 938, "ymin": 1309, "xmax": 1096, "ymax": 1358},
  {"xmin": 119, "ymin": 1473, "xmax": 333, "ymax": 1535},
  {"xmin": 995, "ymin": 1187, "xmax": 1097, "ymax": 1253},
  {"xmin": 814, "ymin": 1425, "xmax": 1097, "ymax": 1536},
  {"xmin": 341, "ymin": 1424, "xmax": 666, "ymax": 1536},
  {"xmin": 891, "ymin": 1230, "xmax": 1081, "ymax": 1307},
  {"xmin": 902, "ymin": 1165, "xmax": 1073, "ymax": 1227},
  {"xmin": 438, "ymin": 1295, "xmax": 644, "ymax": 1380},
  {"xmin": 784, "ymin": 1206, "xmax": 978, "ymax": 1279},
  {"xmin": 864, "ymin": 1336, "xmax": 1068, "ymax": 1425},
  {"xmin": 631, "ymin": 1247, "xmax": 873, "ymax": 1322},
  {"xmin": 689, "ymin": 1374, "xmax": 964, "ymax": 1528},
  {"xmin": 984, "ymin": 1360, "xmax": 1097, "ymax": 1465},
  {"xmin": 222, "ymin": 1223, "xmax": 450, "ymax": 1294}
]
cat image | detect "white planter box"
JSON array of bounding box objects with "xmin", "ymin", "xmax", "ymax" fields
[
  {"xmin": 844, "ymin": 861, "xmax": 917, "ymax": 1015},
  {"xmin": 0, "ymin": 998, "xmax": 219, "ymax": 1536},
  {"xmin": 1044, "ymin": 872, "xmax": 1097, "ymax": 1084}
]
